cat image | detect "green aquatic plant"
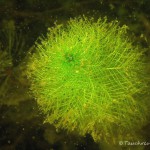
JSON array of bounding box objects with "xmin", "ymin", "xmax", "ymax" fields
[
  {"xmin": 27, "ymin": 16, "xmax": 149, "ymax": 144},
  {"xmin": 0, "ymin": 50, "xmax": 12, "ymax": 97},
  {"xmin": 0, "ymin": 20, "xmax": 27, "ymax": 100}
]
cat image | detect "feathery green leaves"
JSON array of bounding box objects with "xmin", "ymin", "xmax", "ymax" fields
[{"xmin": 27, "ymin": 16, "xmax": 149, "ymax": 144}]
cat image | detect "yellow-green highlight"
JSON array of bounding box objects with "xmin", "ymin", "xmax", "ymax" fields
[{"xmin": 27, "ymin": 16, "xmax": 149, "ymax": 144}]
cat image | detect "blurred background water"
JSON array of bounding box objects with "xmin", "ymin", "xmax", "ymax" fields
[{"xmin": 0, "ymin": 0, "xmax": 150, "ymax": 150}]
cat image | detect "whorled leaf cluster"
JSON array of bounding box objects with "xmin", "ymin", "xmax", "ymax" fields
[{"xmin": 27, "ymin": 16, "xmax": 149, "ymax": 144}]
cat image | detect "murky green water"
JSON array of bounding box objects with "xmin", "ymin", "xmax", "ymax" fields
[{"xmin": 0, "ymin": 0, "xmax": 150, "ymax": 150}]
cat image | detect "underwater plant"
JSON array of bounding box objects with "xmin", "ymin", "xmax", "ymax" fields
[
  {"xmin": 27, "ymin": 16, "xmax": 149, "ymax": 144},
  {"xmin": 0, "ymin": 50, "xmax": 12, "ymax": 97},
  {"xmin": 0, "ymin": 20, "xmax": 27, "ymax": 101}
]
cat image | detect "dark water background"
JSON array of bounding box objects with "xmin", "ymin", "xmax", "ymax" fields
[{"xmin": 0, "ymin": 0, "xmax": 150, "ymax": 150}]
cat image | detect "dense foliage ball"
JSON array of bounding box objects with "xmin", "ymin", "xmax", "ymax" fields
[{"xmin": 27, "ymin": 17, "xmax": 148, "ymax": 144}]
